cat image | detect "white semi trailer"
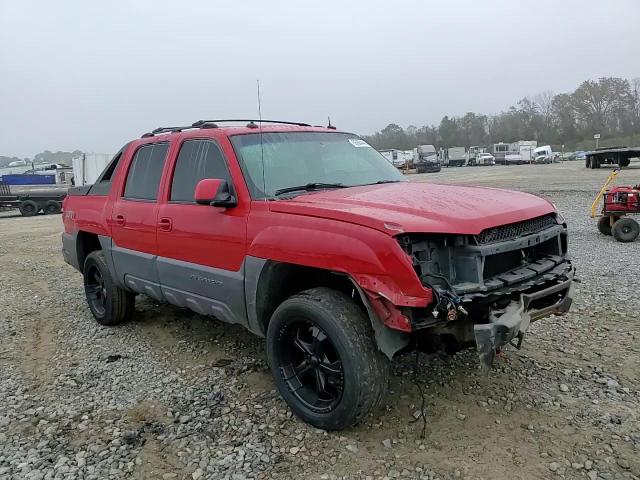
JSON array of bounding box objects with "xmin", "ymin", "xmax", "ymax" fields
[
  {"xmin": 505, "ymin": 141, "xmax": 537, "ymax": 164},
  {"xmin": 72, "ymin": 153, "xmax": 113, "ymax": 186}
]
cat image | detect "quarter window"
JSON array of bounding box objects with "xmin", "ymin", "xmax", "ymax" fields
[
  {"xmin": 123, "ymin": 143, "xmax": 169, "ymax": 200},
  {"xmin": 170, "ymin": 140, "xmax": 231, "ymax": 202}
]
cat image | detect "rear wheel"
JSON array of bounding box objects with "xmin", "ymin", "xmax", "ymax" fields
[
  {"xmin": 44, "ymin": 200, "xmax": 61, "ymax": 214},
  {"xmin": 612, "ymin": 217, "xmax": 640, "ymax": 243},
  {"xmin": 266, "ymin": 287, "xmax": 389, "ymax": 430},
  {"xmin": 19, "ymin": 200, "xmax": 38, "ymax": 217},
  {"xmin": 597, "ymin": 216, "xmax": 616, "ymax": 235},
  {"xmin": 83, "ymin": 250, "xmax": 135, "ymax": 325}
]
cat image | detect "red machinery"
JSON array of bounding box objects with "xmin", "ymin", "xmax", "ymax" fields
[{"xmin": 591, "ymin": 169, "xmax": 640, "ymax": 242}]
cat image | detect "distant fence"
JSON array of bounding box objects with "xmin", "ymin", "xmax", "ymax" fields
[{"xmin": 0, "ymin": 174, "xmax": 56, "ymax": 185}]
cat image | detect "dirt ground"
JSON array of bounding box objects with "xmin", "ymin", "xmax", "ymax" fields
[{"xmin": 0, "ymin": 161, "xmax": 639, "ymax": 480}]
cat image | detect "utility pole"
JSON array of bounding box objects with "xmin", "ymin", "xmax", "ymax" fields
[{"xmin": 594, "ymin": 133, "xmax": 600, "ymax": 149}]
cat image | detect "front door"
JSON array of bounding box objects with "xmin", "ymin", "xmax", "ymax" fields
[
  {"xmin": 110, "ymin": 142, "xmax": 170, "ymax": 300},
  {"xmin": 156, "ymin": 138, "xmax": 249, "ymax": 324}
]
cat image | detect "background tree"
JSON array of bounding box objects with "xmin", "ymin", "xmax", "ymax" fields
[{"xmin": 361, "ymin": 76, "xmax": 640, "ymax": 151}]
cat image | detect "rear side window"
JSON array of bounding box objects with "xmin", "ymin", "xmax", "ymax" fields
[
  {"xmin": 170, "ymin": 140, "xmax": 231, "ymax": 202},
  {"xmin": 88, "ymin": 146, "xmax": 128, "ymax": 196},
  {"xmin": 123, "ymin": 143, "xmax": 169, "ymax": 200}
]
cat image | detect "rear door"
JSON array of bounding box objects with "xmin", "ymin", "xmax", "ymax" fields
[
  {"xmin": 110, "ymin": 142, "xmax": 170, "ymax": 300},
  {"xmin": 156, "ymin": 137, "xmax": 249, "ymax": 324}
]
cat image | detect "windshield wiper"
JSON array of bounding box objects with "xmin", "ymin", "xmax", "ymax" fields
[
  {"xmin": 274, "ymin": 182, "xmax": 346, "ymax": 196},
  {"xmin": 354, "ymin": 179, "xmax": 403, "ymax": 186}
]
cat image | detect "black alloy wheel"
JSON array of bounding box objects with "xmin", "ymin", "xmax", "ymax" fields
[
  {"xmin": 275, "ymin": 320, "xmax": 344, "ymax": 414},
  {"xmin": 85, "ymin": 263, "xmax": 107, "ymax": 317},
  {"xmin": 266, "ymin": 287, "xmax": 389, "ymax": 430},
  {"xmin": 82, "ymin": 250, "xmax": 135, "ymax": 325}
]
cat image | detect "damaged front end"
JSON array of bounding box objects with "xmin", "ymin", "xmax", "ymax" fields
[{"xmin": 397, "ymin": 213, "xmax": 574, "ymax": 369}]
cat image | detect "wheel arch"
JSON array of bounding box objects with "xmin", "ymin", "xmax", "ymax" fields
[
  {"xmin": 247, "ymin": 259, "xmax": 410, "ymax": 359},
  {"xmin": 76, "ymin": 231, "xmax": 102, "ymax": 269},
  {"xmin": 75, "ymin": 232, "xmax": 118, "ymax": 280}
]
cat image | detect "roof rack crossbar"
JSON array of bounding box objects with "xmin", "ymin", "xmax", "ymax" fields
[
  {"xmin": 142, "ymin": 119, "xmax": 314, "ymax": 138},
  {"xmin": 151, "ymin": 126, "xmax": 194, "ymax": 135},
  {"xmin": 192, "ymin": 119, "xmax": 311, "ymax": 127}
]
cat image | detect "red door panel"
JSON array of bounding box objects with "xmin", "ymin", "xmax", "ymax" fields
[
  {"xmin": 111, "ymin": 200, "xmax": 159, "ymax": 255},
  {"xmin": 156, "ymin": 203, "xmax": 246, "ymax": 271}
]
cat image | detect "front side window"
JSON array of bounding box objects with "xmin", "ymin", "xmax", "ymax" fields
[
  {"xmin": 123, "ymin": 143, "xmax": 169, "ymax": 200},
  {"xmin": 230, "ymin": 132, "xmax": 405, "ymax": 199},
  {"xmin": 170, "ymin": 140, "xmax": 231, "ymax": 202}
]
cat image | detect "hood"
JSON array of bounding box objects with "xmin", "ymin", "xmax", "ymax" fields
[{"xmin": 269, "ymin": 182, "xmax": 556, "ymax": 235}]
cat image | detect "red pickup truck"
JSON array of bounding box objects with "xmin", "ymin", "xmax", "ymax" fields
[{"xmin": 62, "ymin": 120, "xmax": 574, "ymax": 430}]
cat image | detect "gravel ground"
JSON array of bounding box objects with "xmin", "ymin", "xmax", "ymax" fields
[{"xmin": 0, "ymin": 161, "xmax": 639, "ymax": 480}]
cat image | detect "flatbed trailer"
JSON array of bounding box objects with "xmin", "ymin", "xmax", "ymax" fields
[
  {"xmin": 0, "ymin": 182, "xmax": 67, "ymax": 216},
  {"xmin": 585, "ymin": 146, "xmax": 640, "ymax": 169}
]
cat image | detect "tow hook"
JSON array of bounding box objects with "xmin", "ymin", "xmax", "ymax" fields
[
  {"xmin": 446, "ymin": 304, "xmax": 468, "ymax": 322},
  {"xmin": 474, "ymin": 302, "xmax": 530, "ymax": 372}
]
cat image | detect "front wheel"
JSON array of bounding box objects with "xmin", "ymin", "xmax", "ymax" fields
[
  {"xmin": 83, "ymin": 251, "xmax": 135, "ymax": 325},
  {"xmin": 266, "ymin": 287, "xmax": 389, "ymax": 430},
  {"xmin": 612, "ymin": 217, "xmax": 640, "ymax": 243}
]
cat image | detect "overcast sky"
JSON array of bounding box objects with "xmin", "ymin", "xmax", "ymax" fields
[{"xmin": 1, "ymin": 0, "xmax": 639, "ymax": 158}]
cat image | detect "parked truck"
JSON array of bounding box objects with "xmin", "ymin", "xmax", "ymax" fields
[
  {"xmin": 443, "ymin": 146, "xmax": 467, "ymax": 167},
  {"xmin": 492, "ymin": 143, "xmax": 510, "ymax": 164},
  {"xmin": 533, "ymin": 145, "xmax": 553, "ymax": 164},
  {"xmin": 62, "ymin": 119, "xmax": 573, "ymax": 431},
  {"xmin": 505, "ymin": 141, "xmax": 537, "ymax": 165},
  {"xmin": 413, "ymin": 144, "xmax": 441, "ymax": 173},
  {"xmin": 467, "ymin": 146, "xmax": 495, "ymax": 166}
]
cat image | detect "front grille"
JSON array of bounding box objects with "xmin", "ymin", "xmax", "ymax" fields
[{"xmin": 475, "ymin": 214, "xmax": 557, "ymax": 245}]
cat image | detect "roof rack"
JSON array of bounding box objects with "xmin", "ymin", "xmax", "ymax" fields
[
  {"xmin": 142, "ymin": 119, "xmax": 314, "ymax": 138},
  {"xmin": 192, "ymin": 119, "xmax": 312, "ymax": 127}
]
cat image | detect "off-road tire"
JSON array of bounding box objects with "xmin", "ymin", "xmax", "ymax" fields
[
  {"xmin": 44, "ymin": 200, "xmax": 61, "ymax": 214},
  {"xmin": 597, "ymin": 216, "xmax": 615, "ymax": 236},
  {"xmin": 83, "ymin": 250, "xmax": 135, "ymax": 325},
  {"xmin": 266, "ymin": 287, "xmax": 389, "ymax": 430},
  {"xmin": 612, "ymin": 217, "xmax": 640, "ymax": 243},
  {"xmin": 19, "ymin": 200, "xmax": 38, "ymax": 217}
]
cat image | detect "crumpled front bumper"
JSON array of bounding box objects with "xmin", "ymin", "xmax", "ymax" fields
[{"xmin": 474, "ymin": 266, "xmax": 574, "ymax": 369}]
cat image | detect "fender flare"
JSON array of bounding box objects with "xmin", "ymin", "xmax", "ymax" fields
[{"xmin": 348, "ymin": 279, "xmax": 410, "ymax": 360}]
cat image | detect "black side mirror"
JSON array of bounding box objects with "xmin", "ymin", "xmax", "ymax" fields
[{"xmin": 211, "ymin": 180, "xmax": 237, "ymax": 208}]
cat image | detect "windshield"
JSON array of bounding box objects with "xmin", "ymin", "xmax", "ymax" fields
[{"xmin": 230, "ymin": 132, "xmax": 405, "ymax": 199}]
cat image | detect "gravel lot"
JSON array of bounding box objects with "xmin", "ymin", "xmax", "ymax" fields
[{"xmin": 1, "ymin": 161, "xmax": 639, "ymax": 480}]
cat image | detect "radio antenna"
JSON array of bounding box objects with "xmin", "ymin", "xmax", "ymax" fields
[{"xmin": 257, "ymin": 79, "xmax": 266, "ymax": 198}]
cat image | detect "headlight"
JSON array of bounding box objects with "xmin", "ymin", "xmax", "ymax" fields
[{"xmin": 551, "ymin": 202, "xmax": 566, "ymax": 224}]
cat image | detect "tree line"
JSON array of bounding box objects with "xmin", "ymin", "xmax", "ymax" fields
[
  {"xmin": 362, "ymin": 77, "xmax": 640, "ymax": 151},
  {"xmin": 0, "ymin": 150, "xmax": 82, "ymax": 168}
]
